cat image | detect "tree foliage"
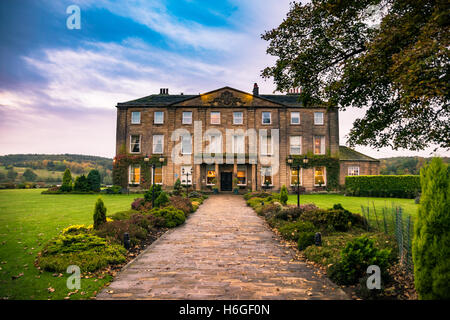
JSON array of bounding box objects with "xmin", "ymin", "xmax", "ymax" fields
[
  {"xmin": 93, "ymin": 197, "xmax": 107, "ymax": 230},
  {"xmin": 412, "ymin": 157, "xmax": 450, "ymax": 299},
  {"xmin": 87, "ymin": 169, "xmax": 101, "ymax": 192},
  {"xmin": 262, "ymin": 0, "xmax": 449, "ymax": 150},
  {"xmin": 22, "ymin": 169, "xmax": 38, "ymax": 182},
  {"xmin": 60, "ymin": 169, "xmax": 73, "ymax": 192}
]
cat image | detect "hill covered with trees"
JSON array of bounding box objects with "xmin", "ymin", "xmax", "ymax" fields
[{"xmin": 380, "ymin": 157, "xmax": 449, "ymax": 175}]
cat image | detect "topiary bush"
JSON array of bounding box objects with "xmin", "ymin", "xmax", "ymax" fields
[
  {"xmin": 413, "ymin": 157, "xmax": 450, "ymax": 300},
  {"xmin": 280, "ymin": 185, "xmax": 288, "ymax": 205},
  {"xmin": 93, "ymin": 197, "xmax": 107, "ymax": 230},
  {"xmin": 149, "ymin": 206, "xmax": 185, "ymax": 228},
  {"xmin": 279, "ymin": 221, "xmax": 316, "ymax": 241},
  {"xmin": 297, "ymin": 232, "xmax": 316, "ymax": 251},
  {"xmin": 60, "ymin": 168, "xmax": 73, "ymax": 192}
]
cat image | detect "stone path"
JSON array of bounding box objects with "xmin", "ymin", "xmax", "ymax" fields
[{"xmin": 96, "ymin": 195, "xmax": 348, "ymax": 300}]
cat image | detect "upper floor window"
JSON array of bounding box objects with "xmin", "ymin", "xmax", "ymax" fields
[
  {"xmin": 181, "ymin": 135, "xmax": 192, "ymax": 154},
  {"xmin": 290, "ymin": 136, "xmax": 302, "ymax": 155},
  {"xmin": 152, "ymin": 135, "xmax": 164, "ymax": 154},
  {"xmin": 314, "ymin": 112, "xmax": 324, "ymax": 125},
  {"xmin": 232, "ymin": 135, "xmax": 245, "ymax": 154},
  {"xmin": 154, "ymin": 111, "xmax": 164, "ymax": 124},
  {"xmin": 233, "ymin": 112, "xmax": 243, "ymax": 125},
  {"xmin": 260, "ymin": 135, "xmax": 273, "ymax": 155},
  {"xmin": 348, "ymin": 166, "xmax": 360, "ymax": 176},
  {"xmin": 182, "ymin": 111, "xmax": 192, "ymax": 124},
  {"xmin": 313, "ymin": 136, "xmax": 325, "ymax": 155},
  {"xmin": 207, "ymin": 134, "xmax": 222, "ymax": 153},
  {"xmin": 131, "ymin": 111, "xmax": 141, "ymax": 124},
  {"xmin": 210, "ymin": 111, "xmax": 221, "ymax": 124},
  {"xmin": 130, "ymin": 135, "xmax": 141, "ymax": 153},
  {"xmin": 291, "ymin": 112, "xmax": 300, "ymax": 124},
  {"xmin": 262, "ymin": 112, "xmax": 271, "ymax": 124}
]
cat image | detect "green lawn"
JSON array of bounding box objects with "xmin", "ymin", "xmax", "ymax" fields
[{"xmin": 0, "ymin": 189, "xmax": 141, "ymax": 300}]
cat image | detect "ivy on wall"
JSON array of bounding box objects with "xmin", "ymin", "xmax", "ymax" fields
[
  {"xmin": 286, "ymin": 154, "xmax": 340, "ymax": 190},
  {"xmin": 112, "ymin": 154, "xmax": 167, "ymax": 189}
]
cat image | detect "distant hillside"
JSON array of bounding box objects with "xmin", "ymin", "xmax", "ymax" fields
[
  {"xmin": 379, "ymin": 156, "xmax": 449, "ymax": 175},
  {"xmin": 0, "ymin": 154, "xmax": 113, "ymax": 184}
]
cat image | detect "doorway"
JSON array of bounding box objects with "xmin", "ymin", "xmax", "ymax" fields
[{"xmin": 220, "ymin": 172, "xmax": 232, "ymax": 191}]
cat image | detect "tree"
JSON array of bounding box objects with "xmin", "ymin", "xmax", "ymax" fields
[
  {"xmin": 0, "ymin": 172, "xmax": 6, "ymax": 182},
  {"xmin": 93, "ymin": 197, "xmax": 107, "ymax": 229},
  {"xmin": 73, "ymin": 175, "xmax": 90, "ymax": 192},
  {"xmin": 7, "ymin": 169, "xmax": 17, "ymax": 181},
  {"xmin": 23, "ymin": 169, "xmax": 38, "ymax": 182},
  {"xmin": 60, "ymin": 168, "xmax": 73, "ymax": 192},
  {"xmin": 261, "ymin": 0, "xmax": 449, "ymax": 151},
  {"xmin": 280, "ymin": 185, "xmax": 288, "ymax": 205},
  {"xmin": 87, "ymin": 169, "xmax": 101, "ymax": 192},
  {"xmin": 412, "ymin": 157, "xmax": 449, "ymax": 299}
]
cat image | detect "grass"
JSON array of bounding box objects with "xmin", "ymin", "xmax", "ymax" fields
[{"xmin": 0, "ymin": 189, "xmax": 142, "ymax": 300}]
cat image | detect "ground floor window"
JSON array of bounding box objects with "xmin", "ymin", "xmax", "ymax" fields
[
  {"xmin": 290, "ymin": 168, "xmax": 302, "ymax": 186},
  {"xmin": 181, "ymin": 166, "xmax": 192, "ymax": 185},
  {"xmin": 261, "ymin": 166, "xmax": 272, "ymax": 186},
  {"xmin": 206, "ymin": 165, "xmax": 216, "ymax": 185},
  {"xmin": 153, "ymin": 167, "xmax": 163, "ymax": 185},
  {"xmin": 237, "ymin": 165, "xmax": 246, "ymax": 185},
  {"xmin": 129, "ymin": 164, "xmax": 141, "ymax": 184},
  {"xmin": 314, "ymin": 166, "xmax": 326, "ymax": 186},
  {"xmin": 348, "ymin": 166, "xmax": 360, "ymax": 176}
]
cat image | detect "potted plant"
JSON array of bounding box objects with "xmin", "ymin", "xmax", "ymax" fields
[{"xmin": 233, "ymin": 178, "xmax": 239, "ymax": 194}]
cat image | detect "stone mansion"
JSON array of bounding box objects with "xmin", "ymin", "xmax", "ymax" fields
[{"xmin": 114, "ymin": 85, "xmax": 379, "ymax": 192}]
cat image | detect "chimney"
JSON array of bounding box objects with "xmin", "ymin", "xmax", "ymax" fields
[
  {"xmin": 252, "ymin": 83, "xmax": 259, "ymax": 96},
  {"xmin": 159, "ymin": 88, "xmax": 169, "ymax": 95}
]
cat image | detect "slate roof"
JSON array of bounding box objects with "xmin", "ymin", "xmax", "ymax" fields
[{"xmin": 339, "ymin": 146, "xmax": 379, "ymax": 162}]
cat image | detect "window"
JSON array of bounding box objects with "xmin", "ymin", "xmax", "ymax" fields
[
  {"xmin": 154, "ymin": 111, "xmax": 164, "ymax": 124},
  {"xmin": 348, "ymin": 166, "xmax": 360, "ymax": 176},
  {"xmin": 130, "ymin": 135, "xmax": 141, "ymax": 153},
  {"xmin": 290, "ymin": 168, "xmax": 302, "ymax": 186},
  {"xmin": 314, "ymin": 136, "xmax": 325, "ymax": 155},
  {"xmin": 290, "ymin": 136, "xmax": 302, "ymax": 155},
  {"xmin": 206, "ymin": 165, "xmax": 216, "ymax": 185},
  {"xmin": 232, "ymin": 135, "xmax": 245, "ymax": 154},
  {"xmin": 181, "ymin": 135, "xmax": 192, "ymax": 154},
  {"xmin": 131, "ymin": 111, "xmax": 141, "ymax": 124},
  {"xmin": 260, "ymin": 135, "xmax": 273, "ymax": 155},
  {"xmin": 210, "ymin": 111, "xmax": 220, "ymax": 124},
  {"xmin": 261, "ymin": 166, "xmax": 272, "ymax": 186},
  {"xmin": 314, "ymin": 167, "xmax": 326, "ymax": 186},
  {"xmin": 152, "ymin": 135, "xmax": 164, "ymax": 154},
  {"xmin": 233, "ymin": 112, "xmax": 243, "ymax": 125},
  {"xmin": 208, "ymin": 134, "xmax": 222, "ymax": 153},
  {"xmin": 128, "ymin": 164, "xmax": 140, "ymax": 184},
  {"xmin": 262, "ymin": 112, "xmax": 271, "ymax": 124},
  {"xmin": 291, "ymin": 112, "xmax": 300, "ymax": 124},
  {"xmin": 153, "ymin": 167, "xmax": 163, "ymax": 185},
  {"xmin": 182, "ymin": 111, "xmax": 192, "ymax": 124},
  {"xmin": 314, "ymin": 112, "xmax": 324, "ymax": 125},
  {"xmin": 237, "ymin": 165, "xmax": 246, "ymax": 185},
  {"xmin": 181, "ymin": 166, "xmax": 192, "ymax": 185}
]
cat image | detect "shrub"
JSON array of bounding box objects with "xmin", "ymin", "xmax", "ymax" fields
[
  {"xmin": 96, "ymin": 219, "xmax": 148, "ymax": 246},
  {"xmin": 297, "ymin": 232, "xmax": 316, "ymax": 250},
  {"xmin": 275, "ymin": 204, "xmax": 319, "ymax": 221},
  {"xmin": 327, "ymin": 236, "xmax": 391, "ymax": 285},
  {"xmin": 73, "ymin": 175, "xmax": 90, "ymax": 192},
  {"xmin": 144, "ymin": 184, "xmax": 162, "ymax": 202},
  {"xmin": 155, "ymin": 191, "xmax": 170, "ymax": 208},
  {"xmin": 60, "ymin": 168, "xmax": 72, "ymax": 192},
  {"xmin": 300, "ymin": 208, "xmax": 354, "ymax": 232},
  {"xmin": 93, "ymin": 197, "xmax": 107, "ymax": 230},
  {"xmin": 258, "ymin": 203, "xmax": 282, "ymax": 218},
  {"xmin": 110, "ymin": 209, "xmax": 140, "ymax": 221},
  {"xmin": 169, "ymin": 196, "xmax": 193, "ymax": 215},
  {"xmin": 280, "ymin": 185, "xmax": 288, "ymax": 205},
  {"xmin": 246, "ymin": 197, "xmax": 267, "ymax": 209},
  {"xmin": 173, "ymin": 178, "xmax": 182, "ymax": 195},
  {"xmin": 62, "ymin": 224, "xmax": 92, "ymax": 235},
  {"xmin": 189, "ymin": 197, "xmax": 204, "ymax": 205},
  {"xmin": 413, "ymin": 157, "xmax": 450, "ymax": 299},
  {"xmin": 243, "ymin": 191, "xmax": 271, "ymax": 200},
  {"xmin": 87, "ymin": 169, "xmax": 101, "ymax": 192},
  {"xmin": 104, "ymin": 185, "xmax": 122, "ymax": 194},
  {"xmin": 149, "ymin": 206, "xmax": 185, "ymax": 228},
  {"xmin": 345, "ymin": 175, "xmax": 420, "ymax": 198},
  {"xmin": 131, "ymin": 198, "xmax": 146, "ymax": 211},
  {"xmin": 188, "ymin": 191, "xmax": 203, "ymax": 198},
  {"xmin": 279, "ymin": 221, "xmax": 315, "ymax": 241}
]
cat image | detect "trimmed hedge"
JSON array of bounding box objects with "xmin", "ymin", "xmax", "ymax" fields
[{"xmin": 345, "ymin": 175, "xmax": 420, "ymax": 198}]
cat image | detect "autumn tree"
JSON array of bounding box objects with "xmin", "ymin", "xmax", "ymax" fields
[{"xmin": 262, "ymin": 0, "xmax": 449, "ymax": 151}]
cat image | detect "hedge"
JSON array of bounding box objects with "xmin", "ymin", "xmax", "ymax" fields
[{"xmin": 345, "ymin": 175, "xmax": 420, "ymax": 198}]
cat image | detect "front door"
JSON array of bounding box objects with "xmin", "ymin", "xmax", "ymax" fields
[{"xmin": 220, "ymin": 172, "xmax": 232, "ymax": 191}]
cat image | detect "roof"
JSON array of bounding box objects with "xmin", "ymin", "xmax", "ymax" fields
[{"xmin": 339, "ymin": 146, "xmax": 379, "ymax": 162}]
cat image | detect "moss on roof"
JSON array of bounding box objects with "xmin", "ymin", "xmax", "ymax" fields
[{"xmin": 339, "ymin": 146, "xmax": 379, "ymax": 162}]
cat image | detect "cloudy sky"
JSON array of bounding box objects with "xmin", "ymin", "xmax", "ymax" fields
[{"xmin": 0, "ymin": 0, "xmax": 447, "ymax": 159}]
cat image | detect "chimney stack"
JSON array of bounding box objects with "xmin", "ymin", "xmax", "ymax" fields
[
  {"xmin": 159, "ymin": 88, "xmax": 169, "ymax": 95},
  {"xmin": 252, "ymin": 83, "xmax": 259, "ymax": 96}
]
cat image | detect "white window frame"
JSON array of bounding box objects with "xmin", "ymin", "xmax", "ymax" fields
[
  {"xmin": 290, "ymin": 167, "xmax": 302, "ymax": 186},
  {"xmin": 291, "ymin": 112, "xmax": 300, "ymax": 125},
  {"xmin": 210, "ymin": 111, "xmax": 221, "ymax": 125},
  {"xmin": 262, "ymin": 112, "xmax": 271, "ymax": 125},
  {"xmin": 154, "ymin": 111, "xmax": 164, "ymax": 124},
  {"xmin": 152, "ymin": 166, "xmax": 163, "ymax": 185},
  {"xmin": 348, "ymin": 166, "xmax": 360, "ymax": 176},
  {"xmin": 131, "ymin": 111, "xmax": 141, "ymax": 124},
  {"xmin": 313, "ymin": 136, "xmax": 325, "ymax": 155},
  {"xmin": 130, "ymin": 135, "xmax": 141, "ymax": 154},
  {"xmin": 182, "ymin": 111, "xmax": 192, "ymax": 124},
  {"xmin": 232, "ymin": 135, "xmax": 245, "ymax": 154},
  {"xmin": 260, "ymin": 135, "xmax": 273, "ymax": 156},
  {"xmin": 128, "ymin": 164, "xmax": 141, "ymax": 185},
  {"xmin": 314, "ymin": 166, "xmax": 327, "ymax": 186},
  {"xmin": 261, "ymin": 166, "xmax": 273, "ymax": 186},
  {"xmin": 181, "ymin": 166, "xmax": 192, "ymax": 185},
  {"xmin": 207, "ymin": 134, "xmax": 222, "ymax": 154},
  {"xmin": 152, "ymin": 135, "xmax": 164, "ymax": 154},
  {"xmin": 233, "ymin": 111, "xmax": 243, "ymax": 125},
  {"xmin": 237, "ymin": 166, "xmax": 247, "ymax": 186},
  {"xmin": 181, "ymin": 135, "xmax": 192, "ymax": 155},
  {"xmin": 314, "ymin": 112, "xmax": 324, "ymax": 125},
  {"xmin": 290, "ymin": 136, "xmax": 302, "ymax": 155}
]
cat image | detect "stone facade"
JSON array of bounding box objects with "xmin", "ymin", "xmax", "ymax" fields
[{"xmin": 115, "ymin": 86, "xmax": 379, "ymax": 192}]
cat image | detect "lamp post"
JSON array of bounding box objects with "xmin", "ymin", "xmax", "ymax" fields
[
  {"xmin": 288, "ymin": 155, "xmax": 308, "ymax": 207},
  {"xmin": 182, "ymin": 167, "xmax": 192, "ymax": 195}
]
